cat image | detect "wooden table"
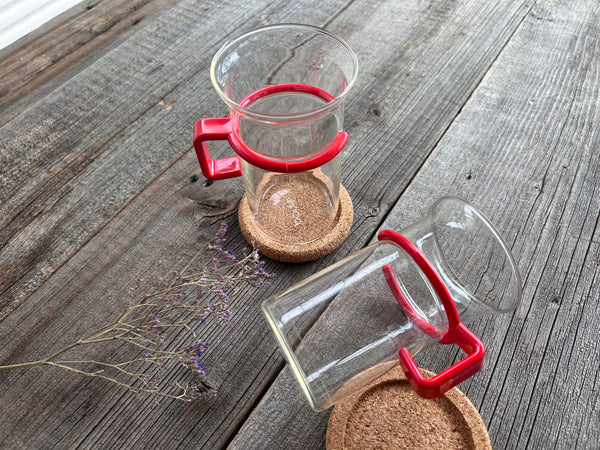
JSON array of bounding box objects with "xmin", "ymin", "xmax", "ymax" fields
[{"xmin": 1, "ymin": 0, "xmax": 599, "ymax": 448}]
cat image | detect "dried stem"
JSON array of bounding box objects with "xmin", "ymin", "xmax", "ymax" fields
[{"xmin": 0, "ymin": 223, "xmax": 273, "ymax": 402}]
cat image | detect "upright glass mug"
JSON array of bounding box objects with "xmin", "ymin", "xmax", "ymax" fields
[
  {"xmin": 193, "ymin": 24, "xmax": 358, "ymax": 248},
  {"xmin": 262, "ymin": 197, "xmax": 522, "ymax": 411}
]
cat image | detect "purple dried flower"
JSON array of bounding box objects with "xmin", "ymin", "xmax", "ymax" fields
[
  {"xmin": 147, "ymin": 359, "xmax": 166, "ymax": 394},
  {"xmin": 216, "ymin": 310, "xmax": 231, "ymax": 324},
  {"xmin": 207, "ymin": 222, "xmax": 228, "ymax": 250},
  {"xmin": 0, "ymin": 221, "xmax": 274, "ymax": 403},
  {"xmin": 183, "ymin": 340, "xmax": 209, "ymax": 379}
]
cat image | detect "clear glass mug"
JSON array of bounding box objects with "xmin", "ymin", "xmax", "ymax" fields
[
  {"xmin": 262, "ymin": 197, "xmax": 522, "ymax": 411},
  {"xmin": 193, "ymin": 24, "xmax": 358, "ymax": 245}
]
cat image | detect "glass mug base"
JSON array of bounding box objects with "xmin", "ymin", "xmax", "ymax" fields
[
  {"xmin": 254, "ymin": 169, "xmax": 338, "ymax": 245},
  {"xmin": 238, "ymin": 184, "xmax": 354, "ymax": 263}
]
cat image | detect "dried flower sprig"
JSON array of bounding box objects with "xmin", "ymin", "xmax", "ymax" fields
[{"xmin": 0, "ymin": 223, "xmax": 273, "ymax": 401}]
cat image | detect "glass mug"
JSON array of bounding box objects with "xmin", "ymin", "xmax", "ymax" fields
[
  {"xmin": 193, "ymin": 24, "xmax": 358, "ymax": 246},
  {"xmin": 262, "ymin": 197, "xmax": 522, "ymax": 411}
]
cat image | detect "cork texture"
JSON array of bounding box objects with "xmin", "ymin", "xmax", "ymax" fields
[
  {"xmin": 253, "ymin": 170, "xmax": 336, "ymax": 245},
  {"xmin": 326, "ymin": 365, "xmax": 491, "ymax": 450},
  {"xmin": 238, "ymin": 184, "xmax": 353, "ymax": 263}
]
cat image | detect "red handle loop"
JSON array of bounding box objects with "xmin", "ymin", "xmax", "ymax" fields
[
  {"xmin": 193, "ymin": 117, "xmax": 243, "ymax": 180},
  {"xmin": 398, "ymin": 324, "xmax": 485, "ymax": 399},
  {"xmin": 377, "ymin": 229, "xmax": 485, "ymax": 399}
]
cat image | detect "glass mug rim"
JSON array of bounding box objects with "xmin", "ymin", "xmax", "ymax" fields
[
  {"xmin": 429, "ymin": 196, "xmax": 523, "ymax": 314},
  {"xmin": 209, "ymin": 23, "xmax": 359, "ymax": 122}
]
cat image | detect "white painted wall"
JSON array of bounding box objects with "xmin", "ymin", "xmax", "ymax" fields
[{"xmin": 0, "ymin": 0, "xmax": 85, "ymax": 50}]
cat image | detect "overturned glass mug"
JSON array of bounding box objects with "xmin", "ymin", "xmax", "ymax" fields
[
  {"xmin": 262, "ymin": 197, "xmax": 522, "ymax": 411},
  {"xmin": 193, "ymin": 24, "xmax": 358, "ymax": 261}
]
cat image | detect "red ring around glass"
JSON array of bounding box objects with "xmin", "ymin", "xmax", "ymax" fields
[{"xmin": 193, "ymin": 83, "xmax": 348, "ymax": 179}]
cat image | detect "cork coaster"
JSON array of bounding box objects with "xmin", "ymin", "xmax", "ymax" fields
[
  {"xmin": 326, "ymin": 365, "xmax": 491, "ymax": 450},
  {"xmin": 238, "ymin": 183, "xmax": 353, "ymax": 263}
]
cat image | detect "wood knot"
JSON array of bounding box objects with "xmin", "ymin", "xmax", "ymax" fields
[
  {"xmin": 369, "ymin": 104, "xmax": 382, "ymax": 117},
  {"xmin": 157, "ymin": 99, "xmax": 174, "ymax": 111},
  {"xmin": 367, "ymin": 206, "xmax": 380, "ymax": 217}
]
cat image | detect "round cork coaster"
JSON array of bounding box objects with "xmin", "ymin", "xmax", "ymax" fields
[
  {"xmin": 238, "ymin": 183, "xmax": 353, "ymax": 263},
  {"xmin": 326, "ymin": 365, "xmax": 491, "ymax": 450}
]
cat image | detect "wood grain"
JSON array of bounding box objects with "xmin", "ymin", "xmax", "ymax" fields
[
  {"xmin": 2, "ymin": 0, "xmax": 524, "ymax": 447},
  {"xmin": 1, "ymin": 0, "xmax": 533, "ymax": 447},
  {"xmin": 1, "ymin": 0, "xmax": 598, "ymax": 448},
  {"xmin": 231, "ymin": 0, "xmax": 600, "ymax": 449},
  {"xmin": 0, "ymin": 0, "xmax": 540, "ymax": 447}
]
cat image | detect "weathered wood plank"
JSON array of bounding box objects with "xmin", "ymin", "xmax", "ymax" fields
[
  {"xmin": 230, "ymin": 0, "xmax": 600, "ymax": 448},
  {"xmin": 1, "ymin": 1, "xmax": 540, "ymax": 446},
  {"xmin": 0, "ymin": 0, "xmax": 351, "ymax": 321},
  {"xmin": 0, "ymin": 0, "xmax": 544, "ymax": 448},
  {"xmin": 0, "ymin": 0, "xmax": 172, "ymax": 126},
  {"xmin": 0, "ymin": 0, "xmax": 552, "ymax": 447}
]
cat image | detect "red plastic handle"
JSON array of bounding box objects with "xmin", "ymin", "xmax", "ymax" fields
[
  {"xmin": 377, "ymin": 229, "xmax": 486, "ymax": 399},
  {"xmin": 193, "ymin": 117, "xmax": 242, "ymax": 180},
  {"xmin": 398, "ymin": 324, "xmax": 485, "ymax": 399}
]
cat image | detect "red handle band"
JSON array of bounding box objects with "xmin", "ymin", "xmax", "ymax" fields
[
  {"xmin": 378, "ymin": 229, "xmax": 485, "ymax": 399},
  {"xmin": 193, "ymin": 83, "xmax": 348, "ymax": 180}
]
